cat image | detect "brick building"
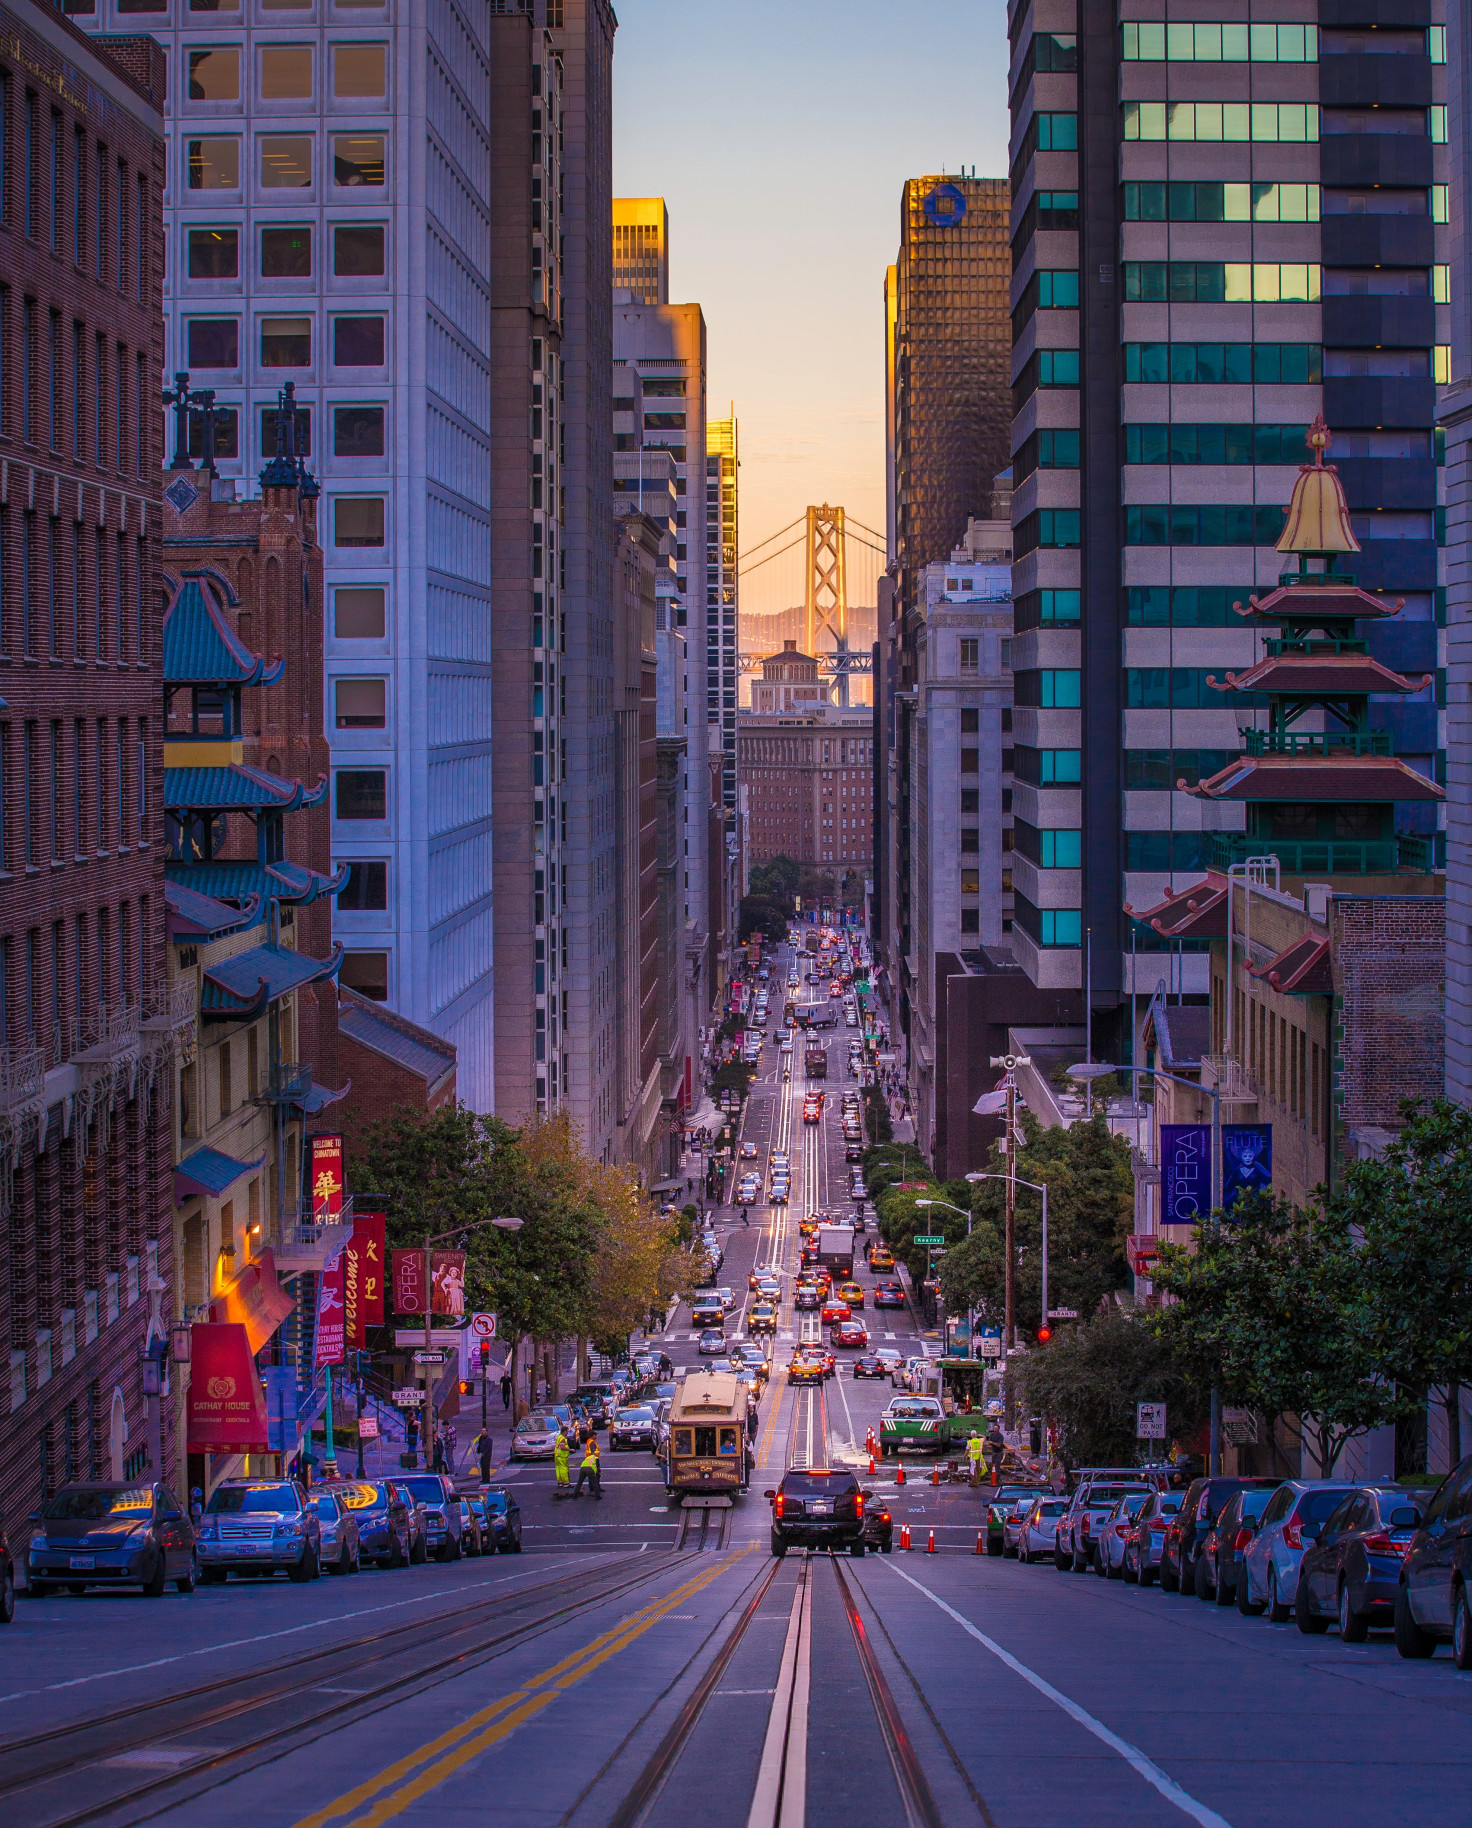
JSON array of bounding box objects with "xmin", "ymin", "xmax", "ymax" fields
[
  {"xmin": 739, "ymin": 680, "xmax": 874, "ymax": 880},
  {"xmin": 0, "ymin": 5, "xmax": 176, "ymax": 1526}
]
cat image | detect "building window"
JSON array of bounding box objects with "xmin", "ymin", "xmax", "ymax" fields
[
  {"xmin": 1122, "ymin": 21, "xmax": 1317, "ymax": 61},
  {"xmin": 188, "ymin": 47, "xmax": 241, "ymax": 101},
  {"xmin": 333, "ymin": 405, "xmax": 384, "ymax": 456},
  {"xmin": 334, "ymin": 223, "xmax": 385, "ymax": 275},
  {"xmin": 260, "ymin": 403, "xmax": 310, "ymax": 456},
  {"xmin": 1123, "ymin": 181, "xmax": 1319, "ymax": 223},
  {"xmin": 335, "ymin": 770, "xmax": 386, "ymax": 819},
  {"xmin": 259, "ymin": 135, "xmax": 313, "ymax": 188},
  {"xmin": 334, "ymin": 497, "xmax": 385, "ymax": 547},
  {"xmin": 960, "ymin": 908, "xmax": 980, "ymax": 934},
  {"xmin": 190, "ymin": 404, "xmax": 240, "ymax": 460},
  {"xmin": 261, "ymin": 224, "xmax": 312, "ymax": 275},
  {"xmin": 334, "ymin": 586, "xmax": 386, "ymax": 638},
  {"xmin": 186, "ymin": 318, "xmax": 239, "ymax": 367},
  {"xmin": 1123, "ymin": 101, "xmax": 1318, "ymax": 142},
  {"xmin": 260, "ymin": 315, "xmax": 311, "ymax": 367},
  {"xmin": 1122, "ymin": 262, "xmax": 1320, "ymax": 303},
  {"xmin": 333, "ymin": 134, "xmax": 384, "ymax": 186},
  {"xmin": 333, "ymin": 44, "xmax": 387, "ymax": 97},
  {"xmin": 260, "ymin": 45, "xmax": 313, "ymax": 99},
  {"xmin": 333, "ymin": 316, "xmax": 384, "ymax": 365},
  {"xmin": 341, "ymin": 951, "xmax": 389, "ymax": 1000},
  {"xmin": 187, "ymin": 138, "xmax": 240, "ymax": 190},
  {"xmin": 959, "ymin": 638, "xmax": 979, "ymax": 672},
  {"xmin": 187, "ymin": 227, "xmax": 239, "ymax": 280},
  {"xmin": 336, "ymin": 859, "xmax": 387, "ymax": 909},
  {"xmin": 335, "ymin": 678, "xmax": 386, "ymax": 728}
]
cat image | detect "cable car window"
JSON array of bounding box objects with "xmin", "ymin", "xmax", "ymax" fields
[
  {"xmin": 673, "ymin": 1429, "xmax": 693, "ymax": 1456},
  {"xmin": 693, "ymin": 1426, "xmax": 718, "ymax": 1456},
  {"xmin": 718, "ymin": 1427, "xmax": 739, "ymax": 1455}
]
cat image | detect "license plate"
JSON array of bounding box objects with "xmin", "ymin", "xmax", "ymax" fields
[
  {"xmin": 69, "ymin": 1555, "xmax": 96, "ymax": 1570},
  {"xmin": 810, "ymin": 1502, "xmax": 830, "ymax": 1515}
]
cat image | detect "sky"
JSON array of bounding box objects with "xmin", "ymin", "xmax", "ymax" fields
[{"xmin": 611, "ymin": 0, "xmax": 1010, "ymax": 612}]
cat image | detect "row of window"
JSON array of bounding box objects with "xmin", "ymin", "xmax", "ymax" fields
[
  {"xmin": 184, "ymin": 131, "xmax": 384, "ymax": 191},
  {"xmin": 184, "ymin": 399, "xmax": 382, "ymax": 462},
  {"xmin": 1121, "ymin": 21, "xmax": 1319, "ymax": 62},
  {"xmin": 0, "ymin": 290, "xmax": 154, "ymax": 477},
  {"xmin": 185, "ymin": 311, "xmax": 385, "ymax": 369},
  {"xmin": 0, "ymin": 79, "xmax": 149, "ymax": 304},
  {"xmin": 1124, "ymin": 422, "xmax": 1309, "ymax": 466},
  {"xmin": 1123, "ymin": 101, "xmax": 1320, "ymax": 144},
  {"xmin": 1123, "ymin": 181, "xmax": 1320, "ymax": 224},
  {"xmin": 1011, "ymin": 586, "xmax": 1301, "ymax": 632},
  {"xmin": 0, "ymin": 514, "xmax": 149, "ymax": 665},
  {"xmin": 55, "ymin": 0, "xmax": 392, "ymax": 13},
  {"xmin": 1123, "ymin": 261, "xmax": 1320, "ymax": 302},
  {"xmin": 186, "ymin": 42, "xmax": 387, "ymax": 105},
  {"xmin": 1125, "ymin": 341, "xmax": 1321, "ymax": 384},
  {"xmin": 1014, "ymin": 894, "xmax": 1082, "ymax": 949},
  {"xmin": 1014, "ymin": 588, "xmax": 1081, "ymax": 628},
  {"xmin": 0, "ymin": 717, "xmax": 150, "ymax": 874},
  {"xmin": 1016, "ymin": 667, "xmax": 1269, "ymax": 708},
  {"xmin": 1126, "ymin": 504, "xmax": 1288, "ymax": 547},
  {"xmin": 185, "ymin": 221, "xmax": 385, "ymax": 278}
]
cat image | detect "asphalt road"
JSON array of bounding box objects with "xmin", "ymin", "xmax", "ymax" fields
[{"xmin": 4, "ymin": 944, "xmax": 1472, "ymax": 1825}]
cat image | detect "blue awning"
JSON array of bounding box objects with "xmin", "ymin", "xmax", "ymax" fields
[{"xmin": 175, "ymin": 1145, "xmax": 266, "ymax": 1203}]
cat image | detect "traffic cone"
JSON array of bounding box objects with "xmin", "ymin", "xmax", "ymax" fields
[
  {"xmin": 901, "ymin": 1524, "xmax": 911, "ymax": 1551},
  {"xmin": 926, "ymin": 1529, "xmax": 937, "ymax": 1555},
  {"xmin": 974, "ymin": 1531, "xmax": 986, "ymax": 1555},
  {"xmin": 896, "ymin": 1463, "xmax": 906, "ymax": 1485},
  {"xmin": 868, "ymin": 1455, "xmax": 876, "ymax": 1476},
  {"xmin": 931, "ymin": 1464, "xmax": 940, "ymax": 1487}
]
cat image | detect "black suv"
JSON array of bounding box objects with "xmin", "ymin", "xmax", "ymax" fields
[
  {"xmin": 1162, "ymin": 1476, "xmax": 1281, "ymax": 1594},
  {"xmin": 766, "ymin": 1469, "xmax": 869, "ymax": 1557}
]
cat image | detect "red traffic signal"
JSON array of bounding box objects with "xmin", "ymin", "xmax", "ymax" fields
[
  {"xmin": 1036, "ymin": 1326, "xmax": 1052, "ymax": 1344},
  {"xmin": 479, "ymin": 1339, "xmax": 491, "ymax": 1362}
]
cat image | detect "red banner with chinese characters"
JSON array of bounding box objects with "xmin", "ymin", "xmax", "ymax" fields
[
  {"xmin": 309, "ymin": 1133, "xmax": 344, "ymax": 1222},
  {"xmin": 314, "ymin": 1230, "xmax": 349, "ymax": 1369},
  {"xmin": 187, "ymin": 1322, "xmax": 271, "ymax": 1453},
  {"xmin": 343, "ymin": 1212, "xmax": 386, "ymax": 1348},
  {"xmin": 392, "ymin": 1249, "xmax": 466, "ymax": 1316}
]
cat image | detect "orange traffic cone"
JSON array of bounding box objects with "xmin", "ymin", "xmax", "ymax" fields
[
  {"xmin": 930, "ymin": 1464, "xmax": 940, "ymax": 1487},
  {"xmin": 974, "ymin": 1531, "xmax": 986, "ymax": 1555},
  {"xmin": 901, "ymin": 1524, "xmax": 912, "ymax": 1551},
  {"xmin": 926, "ymin": 1529, "xmax": 937, "ymax": 1554},
  {"xmin": 896, "ymin": 1463, "xmax": 906, "ymax": 1485},
  {"xmin": 868, "ymin": 1455, "xmax": 876, "ymax": 1476}
]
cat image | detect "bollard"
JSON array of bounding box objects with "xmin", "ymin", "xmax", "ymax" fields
[
  {"xmin": 926, "ymin": 1528, "xmax": 938, "ymax": 1554},
  {"xmin": 974, "ymin": 1531, "xmax": 986, "ymax": 1555},
  {"xmin": 901, "ymin": 1524, "xmax": 912, "ymax": 1551}
]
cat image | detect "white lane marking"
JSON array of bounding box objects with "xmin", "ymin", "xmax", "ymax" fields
[
  {"xmin": 0, "ymin": 1558, "xmax": 590, "ymax": 1704},
  {"xmin": 879, "ymin": 1562, "xmax": 1235, "ymax": 1828}
]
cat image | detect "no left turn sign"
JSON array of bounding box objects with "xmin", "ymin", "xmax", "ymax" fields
[{"xmin": 470, "ymin": 1312, "xmax": 498, "ymax": 1340}]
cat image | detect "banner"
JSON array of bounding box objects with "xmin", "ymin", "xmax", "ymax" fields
[
  {"xmin": 343, "ymin": 1211, "xmax": 386, "ymax": 1349},
  {"xmin": 187, "ymin": 1322, "xmax": 271, "ymax": 1453},
  {"xmin": 262, "ymin": 1364, "xmax": 299, "ymax": 1453},
  {"xmin": 314, "ymin": 1229, "xmax": 349, "ymax": 1369},
  {"xmin": 392, "ymin": 1248, "xmax": 466, "ymax": 1317},
  {"xmin": 208, "ymin": 1247, "xmax": 295, "ymax": 1355},
  {"xmin": 1160, "ymin": 1123, "xmax": 1212, "ymax": 1224},
  {"xmin": 1222, "ymin": 1124, "xmax": 1273, "ymax": 1209},
  {"xmin": 309, "ymin": 1133, "xmax": 344, "ymax": 1222}
]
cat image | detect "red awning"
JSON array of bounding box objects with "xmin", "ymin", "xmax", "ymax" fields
[
  {"xmin": 187, "ymin": 1322, "xmax": 272, "ymax": 1454},
  {"xmin": 209, "ymin": 1248, "xmax": 295, "ymax": 1355}
]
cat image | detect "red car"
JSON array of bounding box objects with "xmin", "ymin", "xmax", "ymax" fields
[
  {"xmin": 821, "ymin": 1301, "xmax": 851, "ymax": 1326},
  {"xmin": 834, "ymin": 1320, "xmax": 869, "ymax": 1349}
]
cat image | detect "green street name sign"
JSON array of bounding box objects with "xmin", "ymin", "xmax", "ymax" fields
[{"xmin": 913, "ymin": 1234, "xmax": 945, "ymax": 1246}]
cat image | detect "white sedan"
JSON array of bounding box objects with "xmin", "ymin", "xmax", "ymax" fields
[{"xmin": 1017, "ymin": 1495, "xmax": 1070, "ymax": 1564}]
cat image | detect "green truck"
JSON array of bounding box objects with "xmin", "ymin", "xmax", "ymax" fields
[{"xmin": 878, "ymin": 1395, "xmax": 984, "ymax": 1457}]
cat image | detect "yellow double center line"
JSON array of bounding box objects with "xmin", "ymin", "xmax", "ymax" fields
[{"xmin": 294, "ymin": 1552, "xmax": 747, "ymax": 1828}]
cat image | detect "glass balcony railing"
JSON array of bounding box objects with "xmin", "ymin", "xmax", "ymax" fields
[
  {"xmin": 1207, "ymin": 834, "xmax": 1432, "ymax": 873},
  {"xmin": 1240, "ymin": 729, "xmax": 1391, "ymax": 757}
]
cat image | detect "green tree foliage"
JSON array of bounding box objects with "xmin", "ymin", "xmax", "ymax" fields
[
  {"xmin": 748, "ymin": 855, "xmax": 801, "ymax": 909},
  {"xmin": 1007, "ymin": 1309, "xmax": 1210, "ymax": 1469},
  {"xmin": 739, "ymin": 895, "xmax": 788, "ymax": 944},
  {"xmin": 937, "ymin": 1114, "xmax": 1134, "ymax": 1336},
  {"xmin": 1152, "ymin": 1194, "xmax": 1398, "ymax": 1472}
]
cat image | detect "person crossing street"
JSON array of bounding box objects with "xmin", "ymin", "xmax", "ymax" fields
[
  {"xmin": 572, "ymin": 1434, "xmax": 602, "ymax": 1499},
  {"xmin": 553, "ymin": 1428, "xmax": 571, "ymax": 1492}
]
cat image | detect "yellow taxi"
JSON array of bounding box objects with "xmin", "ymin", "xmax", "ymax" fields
[
  {"xmin": 837, "ymin": 1280, "xmax": 865, "ymax": 1309},
  {"xmin": 868, "ymin": 1245, "xmax": 895, "ymax": 1273}
]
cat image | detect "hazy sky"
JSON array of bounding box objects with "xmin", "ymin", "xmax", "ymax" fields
[{"xmin": 611, "ymin": 0, "xmax": 1010, "ymax": 607}]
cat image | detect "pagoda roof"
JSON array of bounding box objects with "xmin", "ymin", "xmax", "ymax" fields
[
  {"xmin": 1277, "ymin": 414, "xmax": 1360, "ymax": 556},
  {"xmin": 165, "ymin": 764, "xmax": 329, "ymax": 815},
  {"xmin": 1247, "ymin": 933, "xmax": 1334, "ymax": 996},
  {"xmin": 199, "ymin": 941, "xmax": 344, "ymax": 1022},
  {"xmin": 1235, "ymin": 581, "xmax": 1402, "ymax": 625},
  {"xmin": 163, "ymin": 574, "xmax": 285, "ymax": 689},
  {"xmin": 165, "ymin": 879, "xmax": 264, "ymax": 941},
  {"xmin": 1184, "ymin": 754, "xmax": 1443, "ymax": 803},
  {"xmin": 1208, "ymin": 654, "xmax": 1431, "ymax": 698},
  {"xmin": 1123, "ymin": 871, "xmax": 1228, "ymax": 939},
  {"xmin": 167, "ymin": 858, "xmax": 348, "ymax": 908}
]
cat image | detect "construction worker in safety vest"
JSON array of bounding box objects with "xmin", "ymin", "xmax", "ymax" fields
[
  {"xmin": 966, "ymin": 1432, "xmax": 987, "ymax": 1486},
  {"xmin": 572, "ymin": 1435, "xmax": 603, "ymax": 1499},
  {"xmin": 553, "ymin": 1429, "xmax": 571, "ymax": 1491}
]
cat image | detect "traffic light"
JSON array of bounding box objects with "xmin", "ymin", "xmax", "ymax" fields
[
  {"xmin": 458, "ymin": 1379, "xmax": 472, "ymax": 1396},
  {"xmin": 479, "ymin": 1339, "xmax": 491, "ymax": 1365},
  {"xmin": 1036, "ymin": 1325, "xmax": 1052, "ymax": 1344}
]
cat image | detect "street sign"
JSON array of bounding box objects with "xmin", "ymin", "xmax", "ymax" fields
[
  {"xmin": 979, "ymin": 1338, "xmax": 1002, "ymax": 1359},
  {"xmin": 469, "ymin": 1312, "xmax": 498, "ymax": 1340},
  {"xmin": 394, "ymin": 1388, "xmax": 426, "ymax": 1404},
  {"xmin": 913, "ymin": 1234, "xmax": 945, "ymax": 1247},
  {"xmin": 1047, "ymin": 1308, "xmax": 1079, "ymax": 1320},
  {"xmin": 358, "ymin": 1415, "xmax": 379, "ymax": 1440},
  {"xmin": 412, "ymin": 1349, "xmax": 449, "ymax": 1365},
  {"xmin": 1136, "ymin": 1401, "xmax": 1167, "ymax": 1439}
]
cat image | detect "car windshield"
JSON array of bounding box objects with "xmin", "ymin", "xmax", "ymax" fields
[
  {"xmin": 518, "ymin": 1416, "xmax": 556, "ymax": 1433},
  {"xmin": 782, "ymin": 1471, "xmax": 858, "ymax": 1495},
  {"xmin": 482, "ymin": 1491, "xmax": 510, "ymax": 1513},
  {"xmin": 396, "ymin": 1476, "xmax": 451, "ymax": 1505},
  {"xmin": 1084, "ymin": 1486, "xmax": 1148, "ymax": 1505},
  {"xmin": 1237, "ymin": 1489, "xmax": 1275, "ymax": 1521},
  {"xmin": 1039, "ymin": 1500, "xmax": 1068, "ymax": 1516},
  {"xmin": 45, "ymin": 1486, "xmax": 154, "ymax": 1521},
  {"xmin": 308, "ymin": 1495, "xmax": 340, "ymax": 1519},
  {"xmin": 1298, "ymin": 1487, "xmax": 1356, "ymax": 1524},
  {"xmin": 618, "ymin": 1407, "xmax": 655, "ymax": 1423},
  {"xmin": 208, "ymin": 1484, "xmax": 300, "ymax": 1515}
]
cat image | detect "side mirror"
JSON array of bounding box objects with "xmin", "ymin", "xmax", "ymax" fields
[
  {"xmin": 763, "ymin": 1489, "xmax": 776, "ymax": 1500},
  {"xmin": 1389, "ymin": 1506, "xmax": 1422, "ymax": 1529},
  {"xmin": 163, "ymin": 1507, "xmax": 183, "ymax": 1522},
  {"xmin": 1301, "ymin": 1520, "xmax": 1322, "ymax": 1542}
]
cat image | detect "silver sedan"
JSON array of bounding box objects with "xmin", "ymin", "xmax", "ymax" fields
[{"xmin": 1017, "ymin": 1495, "xmax": 1070, "ymax": 1564}]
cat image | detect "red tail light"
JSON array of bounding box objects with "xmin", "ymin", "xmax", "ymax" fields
[
  {"xmin": 1233, "ymin": 1528, "xmax": 1254, "ymax": 1552},
  {"xmin": 774, "ymin": 1494, "xmax": 784, "ymax": 1519},
  {"xmin": 1081, "ymin": 1518, "xmax": 1092, "ymax": 1537},
  {"xmin": 1283, "ymin": 1521, "xmax": 1302, "ymax": 1549},
  {"xmin": 1361, "ymin": 1532, "xmax": 1406, "ymax": 1556},
  {"xmin": 855, "ymin": 1495, "xmax": 865, "ymax": 1518}
]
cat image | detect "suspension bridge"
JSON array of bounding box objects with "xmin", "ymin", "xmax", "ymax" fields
[{"xmin": 737, "ymin": 505, "xmax": 888, "ymax": 703}]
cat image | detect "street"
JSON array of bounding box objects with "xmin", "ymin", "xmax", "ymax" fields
[{"xmin": 3, "ymin": 944, "xmax": 1471, "ymax": 1826}]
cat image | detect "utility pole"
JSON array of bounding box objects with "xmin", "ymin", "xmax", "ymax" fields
[{"xmin": 988, "ymin": 1052, "xmax": 1033, "ymax": 1357}]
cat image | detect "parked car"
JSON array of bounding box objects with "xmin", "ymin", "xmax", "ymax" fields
[
  {"xmin": 571, "ymin": 1382, "xmax": 619, "ymax": 1426},
  {"xmin": 1122, "ymin": 1490, "xmax": 1184, "ymax": 1585},
  {"xmin": 861, "ymin": 1495, "xmax": 894, "ymax": 1554},
  {"xmin": 984, "ymin": 1485, "xmax": 1047, "ymax": 1557},
  {"xmin": 196, "ymin": 1480, "xmax": 321, "ymax": 1583},
  {"xmin": 1238, "ymin": 1479, "xmax": 1360, "ymax": 1620},
  {"xmin": 511, "ymin": 1412, "xmax": 565, "ymax": 1462},
  {"xmin": 1161, "ymin": 1476, "xmax": 1282, "ymax": 1595},
  {"xmin": 306, "ymin": 1489, "xmax": 361, "ymax": 1574},
  {"xmin": 610, "ymin": 1405, "xmax": 657, "ymax": 1450},
  {"xmin": 391, "ymin": 1474, "xmax": 466, "ymax": 1562},
  {"xmin": 319, "ymin": 1479, "xmax": 414, "ymax": 1569},
  {"xmin": 1394, "ymin": 1457, "xmax": 1472, "ymax": 1662},
  {"xmin": 472, "ymin": 1489, "xmax": 523, "ymax": 1554},
  {"xmin": 1093, "ymin": 1494, "xmax": 1150, "ymax": 1579},
  {"xmin": 1293, "ymin": 1485, "xmax": 1425, "ymax": 1638},
  {"xmin": 1200, "ymin": 1485, "xmax": 1279, "ymax": 1606},
  {"xmin": 1057, "ymin": 1481, "xmax": 1152, "ymax": 1573},
  {"xmin": 28, "ymin": 1481, "xmax": 199, "ymax": 1597},
  {"xmin": 1017, "ymin": 1494, "xmax": 1070, "ymax": 1563},
  {"xmin": 1002, "ymin": 1494, "xmax": 1040, "ymax": 1558},
  {"xmin": 766, "ymin": 1468, "xmax": 869, "ymax": 1557}
]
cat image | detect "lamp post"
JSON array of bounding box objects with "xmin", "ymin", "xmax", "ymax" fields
[
  {"xmin": 987, "ymin": 1052, "xmax": 1032, "ymax": 1350},
  {"xmin": 1067, "ymin": 1059, "xmax": 1223, "ymax": 1472},
  {"xmin": 417, "ymin": 1216, "xmax": 523, "ymax": 1470}
]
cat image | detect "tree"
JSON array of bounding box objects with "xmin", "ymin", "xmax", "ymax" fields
[
  {"xmin": 748, "ymin": 855, "xmax": 800, "ymax": 908},
  {"xmin": 1007, "ymin": 1309, "xmax": 1210, "ymax": 1469},
  {"xmin": 1151, "ymin": 1194, "xmax": 1398, "ymax": 1472},
  {"xmin": 739, "ymin": 894, "xmax": 788, "ymax": 944},
  {"xmin": 582, "ymin": 1161, "xmax": 691, "ymax": 1354},
  {"xmin": 938, "ymin": 1113, "xmax": 1134, "ymax": 1336},
  {"xmin": 1328, "ymin": 1101, "xmax": 1472, "ymax": 1466}
]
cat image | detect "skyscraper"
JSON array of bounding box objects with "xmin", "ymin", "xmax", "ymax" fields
[
  {"xmin": 1006, "ymin": 0, "xmax": 1446, "ymax": 1064},
  {"xmin": 707, "ymin": 413, "xmax": 740, "ymax": 813},
  {"xmin": 613, "ymin": 197, "xmax": 669, "ymax": 305}
]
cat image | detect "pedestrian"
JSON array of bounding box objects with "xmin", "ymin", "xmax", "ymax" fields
[
  {"xmin": 553, "ymin": 1428, "xmax": 571, "ymax": 1491},
  {"xmin": 475, "ymin": 1428, "xmax": 493, "ymax": 1484},
  {"xmin": 444, "ymin": 1422, "xmax": 458, "ymax": 1470},
  {"xmin": 500, "ymin": 1371, "xmax": 512, "ymax": 1411},
  {"xmin": 986, "ymin": 1421, "xmax": 1005, "ymax": 1477},
  {"xmin": 572, "ymin": 1435, "xmax": 603, "ymax": 1499},
  {"xmin": 432, "ymin": 1433, "xmax": 447, "ymax": 1474},
  {"xmin": 966, "ymin": 1432, "xmax": 986, "ymax": 1487},
  {"xmin": 659, "ymin": 1352, "xmax": 673, "ymax": 1379}
]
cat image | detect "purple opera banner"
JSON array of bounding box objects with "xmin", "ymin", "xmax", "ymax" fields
[{"xmin": 1160, "ymin": 1124, "xmax": 1212, "ymax": 1224}]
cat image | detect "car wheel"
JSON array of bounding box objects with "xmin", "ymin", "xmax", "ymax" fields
[
  {"xmin": 771, "ymin": 1531, "xmax": 787, "ymax": 1559},
  {"xmin": 1453, "ymin": 1583, "xmax": 1472, "ymax": 1672},
  {"xmin": 1054, "ymin": 1547, "xmax": 1070, "ymax": 1571},
  {"xmin": 1072, "ymin": 1550, "xmax": 1088, "ymax": 1574},
  {"xmin": 176, "ymin": 1550, "xmax": 200, "ymax": 1595},
  {"xmin": 1138, "ymin": 1561, "xmax": 1156, "ymax": 1588},
  {"xmin": 0, "ymin": 1563, "xmax": 13, "ymax": 1623},
  {"xmin": 200, "ymin": 1568, "xmax": 227, "ymax": 1586},
  {"xmin": 1338, "ymin": 1580, "xmax": 1369, "ymax": 1644},
  {"xmin": 327, "ymin": 1544, "xmax": 349, "ymax": 1575},
  {"xmin": 1194, "ymin": 1557, "xmax": 1215, "ymax": 1602},
  {"xmin": 1107, "ymin": 1551, "xmax": 1123, "ymax": 1582},
  {"xmin": 68, "ymin": 1582, "xmax": 88, "ymax": 1595},
  {"xmin": 850, "ymin": 1541, "xmax": 865, "ymax": 1557},
  {"xmin": 987, "ymin": 1537, "xmax": 1004, "ymax": 1557},
  {"xmin": 1267, "ymin": 1568, "xmax": 1292, "ymax": 1624},
  {"xmin": 1294, "ymin": 1579, "xmax": 1328, "ymax": 1635},
  {"xmin": 29, "ymin": 1579, "xmax": 52, "ymax": 1597},
  {"xmin": 1236, "ymin": 1567, "xmax": 1263, "ymax": 1616},
  {"xmin": 1093, "ymin": 1548, "xmax": 1107, "ymax": 1579},
  {"xmin": 1395, "ymin": 1583, "xmax": 1436, "ymax": 1659},
  {"xmin": 289, "ymin": 1546, "xmax": 319, "ymax": 1584},
  {"xmin": 1214, "ymin": 1569, "xmax": 1235, "ymax": 1607},
  {"xmin": 410, "ymin": 1533, "xmax": 427, "ymax": 1566},
  {"xmin": 142, "ymin": 1553, "xmax": 168, "ymax": 1598},
  {"xmin": 1159, "ymin": 1559, "xmax": 1179, "ymax": 1594}
]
